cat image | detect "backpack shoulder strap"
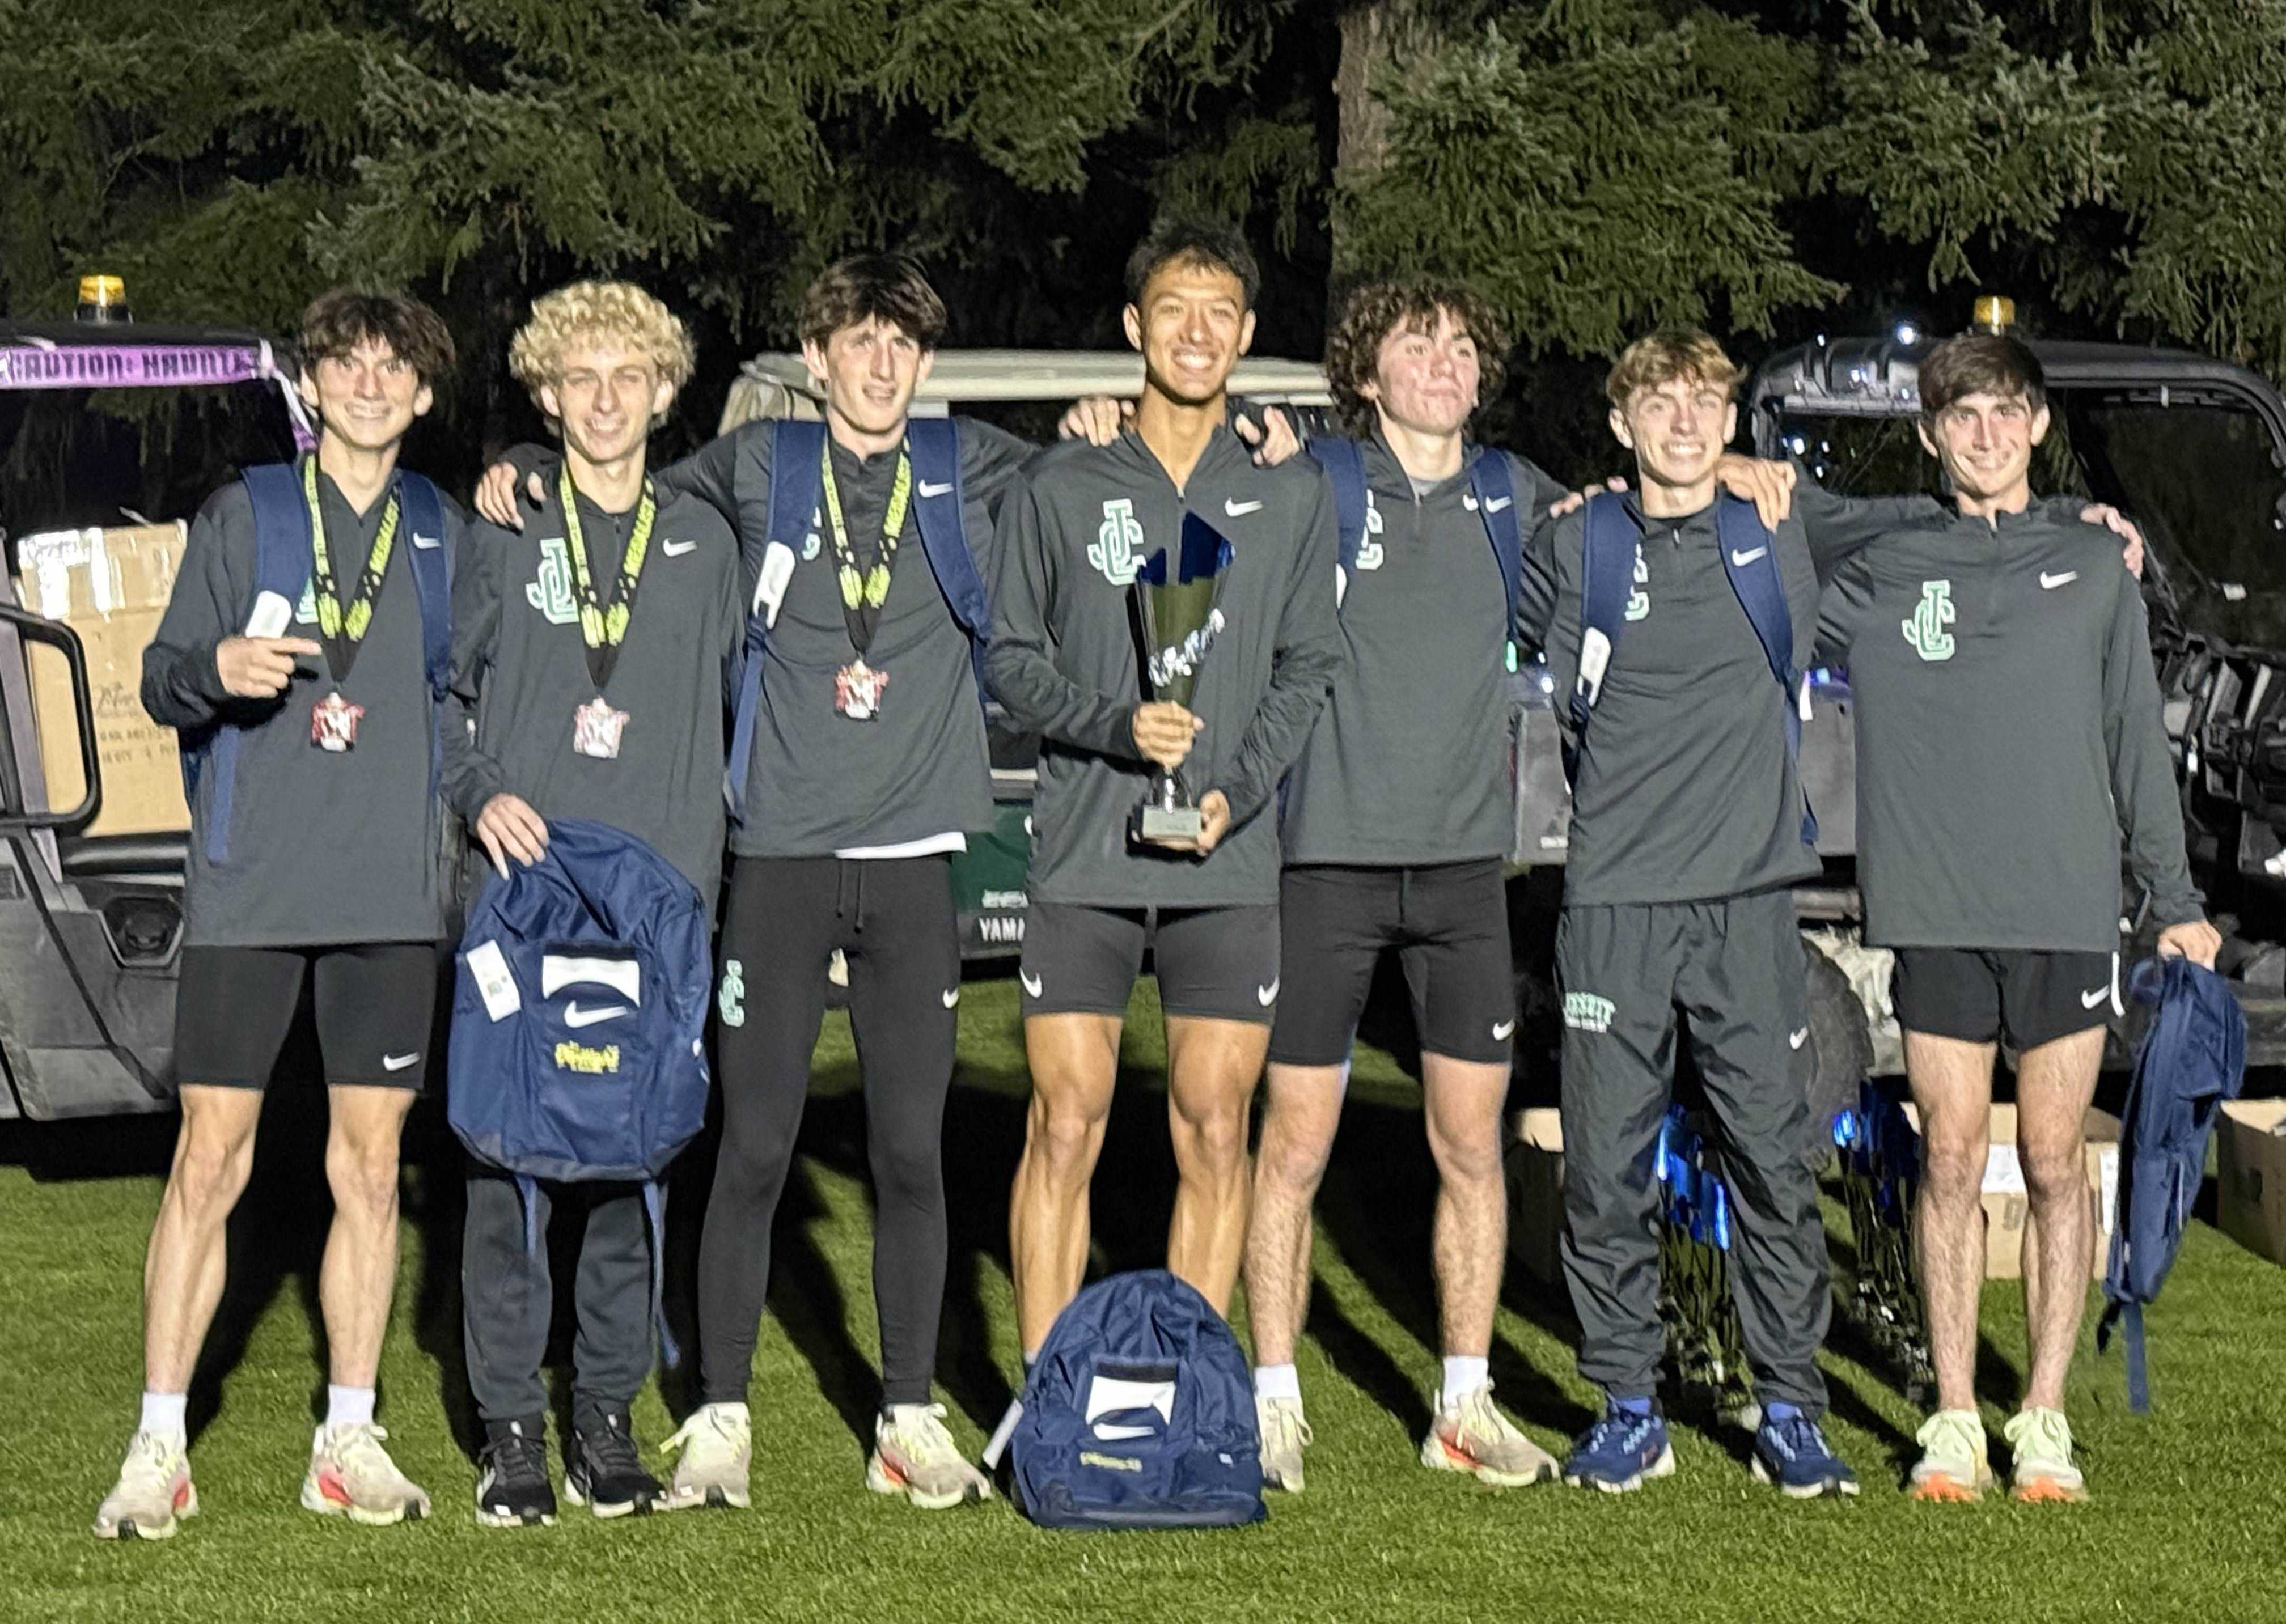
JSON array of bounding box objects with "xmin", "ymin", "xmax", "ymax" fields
[
  {"xmin": 1466, "ymin": 448, "xmax": 1525, "ymax": 644},
  {"xmin": 1713, "ymin": 494, "xmax": 1817, "ymax": 847},
  {"xmin": 193, "ymin": 463, "xmax": 317, "ymax": 865},
  {"xmin": 240, "ymin": 461, "xmax": 314, "ymax": 604},
  {"xmin": 726, "ymin": 419, "xmax": 829, "ymax": 824},
  {"xmin": 1315, "ymin": 436, "xmax": 1369, "ymax": 602},
  {"xmin": 393, "ymin": 471, "xmax": 452, "ymax": 701},
  {"xmin": 1572, "ymin": 492, "xmax": 1640, "ymax": 736},
  {"xmin": 904, "ymin": 417, "xmax": 991, "ymax": 637}
]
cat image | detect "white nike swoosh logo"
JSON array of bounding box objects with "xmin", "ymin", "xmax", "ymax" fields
[
  {"xmin": 1224, "ymin": 499, "xmax": 1263, "ymax": 517},
  {"xmin": 412, "ymin": 533, "xmax": 442, "ymax": 550},
  {"xmin": 1256, "ymin": 978, "xmax": 1280, "ymax": 1006},
  {"xmin": 2081, "ymin": 986, "xmax": 2111, "ymax": 1008},
  {"xmin": 1788, "ymin": 1027, "xmax": 1809, "ymax": 1050},
  {"xmin": 662, "ymin": 538, "xmax": 697, "ymax": 557},
  {"xmin": 918, "ymin": 480, "xmax": 954, "ymax": 499},
  {"xmin": 564, "ymin": 1002, "xmax": 630, "ymax": 1028},
  {"xmin": 942, "ymin": 987, "xmax": 961, "ymax": 1008},
  {"xmin": 2042, "ymin": 571, "xmax": 2078, "ymax": 590},
  {"xmin": 1020, "ymin": 970, "xmax": 1043, "ymax": 998},
  {"xmin": 1484, "ymin": 496, "xmax": 1513, "ymax": 513},
  {"xmin": 1731, "ymin": 546, "xmax": 1768, "ymax": 566},
  {"xmin": 1492, "ymin": 1019, "xmax": 1515, "ymax": 1041},
  {"xmin": 382, "ymin": 1051, "xmax": 421, "ymax": 1072}
]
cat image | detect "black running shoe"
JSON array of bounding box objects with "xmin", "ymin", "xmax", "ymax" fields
[
  {"xmin": 565, "ymin": 1411, "xmax": 661, "ymax": 1519},
  {"xmin": 475, "ymin": 1419, "xmax": 557, "ymax": 1528}
]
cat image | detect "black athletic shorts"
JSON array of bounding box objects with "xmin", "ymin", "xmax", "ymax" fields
[
  {"xmin": 175, "ymin": 942, "xmax": 442, "ymax": 1089},
  {"xmin": 1269, "ymin": 860, "xmax": 1514, "ymax": 1066},
  {"xmin": 1890, "ymin": 946, "xmax": 2120, "ymax": 1051},
  {"xmin": 1018, "ymin": 901, "xmax": 1281, "ymax": 1025}
]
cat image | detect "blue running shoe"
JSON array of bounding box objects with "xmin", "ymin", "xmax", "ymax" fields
[
  {"xmin": 1561, "ymin": 1401, "xmax": 1675, "ymax": 1494},
  {"xmin": 1751, "ymin": 1403, "xmax": 1859, "ymax": 1499}
]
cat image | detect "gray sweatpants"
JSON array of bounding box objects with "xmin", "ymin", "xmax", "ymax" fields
[
  {"xmin": 1554, "ymin": 887, "xmax": 1830, "ymax": 1413},
  {"xmin": 463, "ymin": 1171, "xmax": 655, "ymax": 1427}
]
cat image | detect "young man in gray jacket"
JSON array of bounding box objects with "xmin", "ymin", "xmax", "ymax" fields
[
  {"xmin": 444, "ymin": 281, "xmax": 739, "ymax": 1527},
  {"xmin": 1816, "ymin": 333, "xmax": 2218, "ymax": 1503},
  {"xmin": 1534, "ymin": 330, "xmax": 1857, "ymax": 1500},
  {"xmin": 988, "ymin": 220, "xmax": 1343, "ymax": 1371},
  {"xmin": 100, "ymin": 290, "xmax": 461, "ymax": 1539}
]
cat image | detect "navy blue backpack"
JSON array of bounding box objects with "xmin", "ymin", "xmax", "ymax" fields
[
  {"xmin": 1574, "ymin": 490, "xmax": 1814, "ymax": 846},
  {"xmin": 1009, "ymin": 1270, "xmax": 1266, "ymax": 1529},
  {"xmin": 180, "ymin": 461, "xmax": 452, "ymax": 864},
  {"xmin": 724, "ymin": 417, "xmax": 990, "ymax": 822},
  {"xmin": 447, "ymin": 817, "xmax": 713, "ymax": 1360},
  {"xmin": 2098, "ymin": 953, "xmax": 2246, "ymax": 1412}
]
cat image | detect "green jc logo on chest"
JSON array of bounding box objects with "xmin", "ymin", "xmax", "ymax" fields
[{"xmin": 1902, "ymin": 579, "xmax": 1955, "ymax": 662}]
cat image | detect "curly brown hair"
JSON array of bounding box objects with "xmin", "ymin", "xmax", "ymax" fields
[
  {"xmin": 801, "ymin": 254, "xmax": 947, "ymax": 352},
  {"xmin": 1324, "ymin": 279, "xmax": 1510, "ymax": 436},
  {"xmin": 1917, "ymin": 333, "xmax": 2045, "ymax": 424},
  {"xmin": 297, "ymin": 288, "xmax": 456, "ymax": 390}
]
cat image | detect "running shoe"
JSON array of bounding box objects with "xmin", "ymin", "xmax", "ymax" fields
[
  {"xmin": 1751, "ymin": 1403, "xmax": 1859, "ymax": 1499},
  {"xmin": 867, "ymin": 1404, "xmax": 992, "ymax": 1509},
  {"xmin": 1257, "ymin": 1395, "xmax": 1313, "ymax": 1493},
  {"xmin": 564, "ymin": 1410, "xmax": 660, "ymax": 1518},
  {"xmin": 475, "ymin": 1418, "xmax": 556, "ymax": 1528},
  {"xmin": 1561, "ymin": 1401, "xmax": 1675, "ymax": 1494},
  {"xmin": 659, "ymin": 1402, "xmax": 751, "ymax": 1511},
  {"xmin": 1420, "ymin": 1383, "xmax": 1559, "ymax": 1487},
  {"xmin": 301, "ymin": 1423, "xmax": 431, "ymax": 1525},
  {"xmin": 91, "ymin": 1430, "xmax": 197, "ymax": 1541},
  {"xmin": 1907, "ymin": 1409, "xmax": 1995, "ymax": 1502},
  {"xmin": 2004, "ymin": 1407, "xmax": 2089, "ymax": 1504}
]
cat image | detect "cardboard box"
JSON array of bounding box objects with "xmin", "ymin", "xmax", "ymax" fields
[
  {"xmin": 1905, "ymin": 1102, "xmax": 2120, "ymax": 1280},
  {"xmin": 1505, "ymin": 1108, "xmax": 1567, "ymax": 1285},
  {"xmin": 12, "ymin": 523, "xmax": 191, "ymax": 837},
  {"xmin": 2217, "ymin": 1098, "xmax": 2286, "ymax": 1265}
]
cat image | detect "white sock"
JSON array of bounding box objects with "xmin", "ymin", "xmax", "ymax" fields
[
  {"xmin": 1253, "ymin": 1363, "xmax": 1302, "ymax": 1404},
  {"xmin": 324, "ymin": 1385, "xmax": 376, "ymax": 1430},
  {"xmin": 1441, "ymin": 1356, "xmax": 1490, "ymax": 1411},
  {"xmin": 139, "ymin": 1391, "xmax": 188, "ymax": 1441}
]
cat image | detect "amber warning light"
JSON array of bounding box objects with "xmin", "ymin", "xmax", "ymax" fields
[
  {"xmin": 75, "ymin": 275, "xmax": 130, "ymax": 323},
  {"xmin": 1972, "ymin": 295, "xmax": 2016, "ymax": 335}
]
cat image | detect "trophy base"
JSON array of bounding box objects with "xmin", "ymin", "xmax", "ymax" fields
[{"xmin": 1132, "ymin": 804, "xmax": 1206, "ymax": 846}]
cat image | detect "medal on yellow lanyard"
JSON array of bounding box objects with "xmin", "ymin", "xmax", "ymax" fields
[
  {"xmin": 820, "ymin": 437, "xmax": 909, "ymax": 721},
  {"xmin": 303, "ymin": 456, "xmax": 399, "ymax": 751},
  {"xmin": 559, "ymin": 463, "xmax": 657, "ymax": 760}
]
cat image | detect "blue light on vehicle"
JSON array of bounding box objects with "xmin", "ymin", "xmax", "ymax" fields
[{"xmin": 1895, "ymin": 323, "xmax": 1919, "ymax": 346}]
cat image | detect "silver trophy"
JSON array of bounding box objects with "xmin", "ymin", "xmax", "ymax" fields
[{"xmin": 1128, "ymin": 514, "xmax": 1233, "ymax": 849}]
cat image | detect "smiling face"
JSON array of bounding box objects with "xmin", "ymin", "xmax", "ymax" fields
[
  {"xmin": 1919, "ymin": 388, "xmax": 2049, "ymax": 510},
  {"xmin": 803, "ymin": 316, "xmax": 934, "ymax": 442},
  {"xmin": 538, "ymin": 337, "xmax": 674, "ymax": 469},
  {"xmin": 1611, "ymin": 374, "xmax": 1737, "ymax": 495},
  {"xmin": 1123, "ymin": 256, "xmax": 1255, "ymax": 407},
  {"xmin": 1363, "ymin": 307, "xmax": 1481, "ymax": 438},
  {"xmin": 298, "ymin": 337, "xmax": 431, "ymax": 453}
]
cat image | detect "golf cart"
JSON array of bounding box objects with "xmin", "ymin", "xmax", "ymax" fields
[{"xmin": 0, "ymin": 282, "xmax": 312, "ymax": 1118}]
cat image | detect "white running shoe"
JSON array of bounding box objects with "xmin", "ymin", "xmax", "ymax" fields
[
  {"xmin": 867, "ymin": 1404, "xmax": 992, "ymax": 1510},
  {"xmin": 92, "ymin": 1430, "xmax": 197, "ymax": 1540},
  {"xmin": 2004, "ymin": 1406, "xmax": 2089, "ymax": 1504},
  {"xmin": 1256, "ymin": 1395, "xmax": 1313, "ymax": 1492},
  {"xmin": 659, "ymin": 1402, "xmax": 751, "ymax": 1511},
  {"xmin": 1420, "ymin": 1384, "xmax": 1559, "ymax": 1487},
  {"xmin": 300, "ymin": 1423, "xmax": 431, "ymax": 1525}
]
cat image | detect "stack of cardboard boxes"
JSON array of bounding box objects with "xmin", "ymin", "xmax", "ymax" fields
[{"xmin": 11, "ymin": 521, "xmax": 192, "ymax": 838}]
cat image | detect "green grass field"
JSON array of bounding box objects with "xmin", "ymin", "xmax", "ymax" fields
[{"xmin": 5, "ymin": 974, "xmax": 2281, "ymax": 1624}]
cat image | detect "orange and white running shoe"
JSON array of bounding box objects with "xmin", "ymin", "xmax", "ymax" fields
[
  {"xmin": 1907, "ymin": 1409, "xmax": 1996, "ymax": 1502},
  {"xmin": 867, "ymin": 1404, "xmax": 991, "ymax": 1510},
  {"xmin": 2004, "ymin": 1407, "xmax": 2089, "ymax": 1503},
  {"xmin": 300, "ymin": 1422, "xmax": 431, "ymax": 1525},
  {"xmin": 1420, "ymin": 1383, "xmax": 1559, "ymax": 1487},
  {"xmin": 92, "ymin": 1430, "xmax": 198, "ymax": 1540}
]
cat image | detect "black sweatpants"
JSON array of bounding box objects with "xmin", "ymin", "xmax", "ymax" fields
[
  {"xmin": 463, "ymin": 1171, "xmax": 654, "ymax": 1427},
  {"xmin": 698, "ymin": 854, "xmax": 960, "ymax": 1409},
  {"xmin": 1554, "ymin": 887, "xmax": 1830, "ymax": 1413}
]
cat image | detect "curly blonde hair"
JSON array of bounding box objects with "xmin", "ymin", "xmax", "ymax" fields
[
  {"xmin": 508, "ymin": 281, "xmax": 696, "ymax": 401},
  {"xmin": 1605, "ymin": 329, "xmax": 1741, "ymax": 409}
]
